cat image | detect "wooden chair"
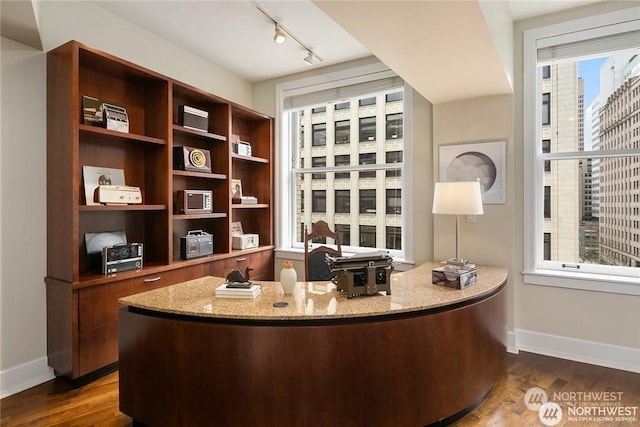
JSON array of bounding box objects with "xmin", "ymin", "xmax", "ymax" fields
[{"xmin": 304, "ymin": 221, "xmax": 342, "ymax": 282}]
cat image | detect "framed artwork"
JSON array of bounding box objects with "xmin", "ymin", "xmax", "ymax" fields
[
  {"xmin": 82, "ymin": 166, "xmax": 125, "ymax": 205},
  {"xmin": 231, "ymin": 221, "xmax": 244, "ymax": 236},
  {"xmin": 231, "ymin": 179, "xmax": 243, "ymax": 198},
  {"xmin": 439, "ymin": 140, "xmax": 506, "ymax": 204}
]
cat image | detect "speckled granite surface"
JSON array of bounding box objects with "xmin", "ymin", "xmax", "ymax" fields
[{"xmin": 119, "ymin": 261, "xmax": 507, "ymax": 320}]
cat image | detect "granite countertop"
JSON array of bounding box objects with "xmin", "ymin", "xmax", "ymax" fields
[{"xmin": 119, "ymin": 261, "xmax": 507, "ymax": 321}]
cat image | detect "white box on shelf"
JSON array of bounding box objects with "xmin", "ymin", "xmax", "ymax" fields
[{"xmin": 232, "ymin": 234, "xmax": 259, "ymax": 250}]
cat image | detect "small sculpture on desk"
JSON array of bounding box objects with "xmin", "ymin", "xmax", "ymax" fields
[{"xmin": 226, "ymin": 267, "xmax": 253, "ymax": 284}]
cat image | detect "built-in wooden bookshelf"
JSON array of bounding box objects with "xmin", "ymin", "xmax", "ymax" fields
[{"xmin": 46, "ymin": 40, "xmax": 273, "ymax": 383}]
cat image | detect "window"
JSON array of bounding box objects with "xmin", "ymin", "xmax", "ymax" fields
[
  {"xmin": 312, "ymin": 190, "xmax": 326, "ymax": 212},
  {"xmin": 279, "ymin": 64, "xmax": 407, "ymax": 257},
  {"xmin": 312, "ymin": 106, "xmax": 326, "ymax": 113},
  {"xmin": 544, "ymin": 233, "xmax": 551, "ymax": 260},
  {"xmin": 359, "ymin": 97, "xmax": 376, "ymax": 106},
  {"xmin": 524, "ymin": 7, "xmax": 640, "ymax": 293},
  {"xmin": 359, "ymin": 225, "xmax": 376, "ymax": 247},
  {"xmin": 386, "ymin": 92, "xmax": 403, "ymax": 102},
  {"xmin": 335, "ymin": 154, "xmax": 350, "ymax": 179},
  {"xmin": 335, "ymin": 224, "xmax": 350, "ymax": 246},
  {"xmin": 335, "ymin": 120, "xmax": 350, "ymax": 144},
  {"xmin": 359, "ymin": 189, "xmax": 376, "ymax": 213},
  {"xmin": 542, "ymin": 93, "xmax": 550, "ymax": 125},
  {"xmin": 312, "ymin": 123, "xmax": 326, "ymax": 146},
  {"xmin": 359, "ymin": 117, "xmax": 376, "ymax": 142},
  {"xmin": 386, "ymin": 189, "xmax": 401, "ymax": 214},
  {"xmin": 386, "ymin": 226, "xmax": 401, "ymax": 250},
  {"xmin": 312, "ymin": 157, "xmax": 326, "ymax": 179},
  {"xmin": 359, "ymin": 153, "xmax": 376, "ymax": 178},
  {"xmin": 386, "ymin": 113, "xmax": 403, "ymax": 139},
  {"xmin": 542, "ymin": 139, "xmax": 551, "ymax": 172},
  {"xmin": 386, "ymin": 151, "xmax": 403, "ymax": 177},
  {"xmin": 544, "ymin": 186, "xmax": 550, "ymax": 218},
  {"xmin": 335, "ymin": 190, "xmax": 350, "ymax": 213}
]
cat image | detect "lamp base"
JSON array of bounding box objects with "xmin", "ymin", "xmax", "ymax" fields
[{"xmin": 444, "ymin": 257, "xmax": 467, "ymax": 266}]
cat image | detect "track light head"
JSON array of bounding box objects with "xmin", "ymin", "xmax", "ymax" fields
[
  {"xmin": 273, "ymin": 24, "xmax": 286, "ymax": 44},
  {"xmin": 304, "ymin": 51, "xmax": 315, "ymax": 65}
]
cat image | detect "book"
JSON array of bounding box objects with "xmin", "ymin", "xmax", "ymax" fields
[{"xmin": 215, "ymin": 283, "xmax": 262, "ymax": 299}]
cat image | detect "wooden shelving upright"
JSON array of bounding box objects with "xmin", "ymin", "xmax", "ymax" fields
[{"xmin": 46, "ymin": 40, "xmax": 274, "ymax": 383}]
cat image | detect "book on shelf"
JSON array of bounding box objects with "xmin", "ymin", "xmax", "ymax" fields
[{"xmin": 215, "ymin": 283, "xmax": 262, "ymax": 299}]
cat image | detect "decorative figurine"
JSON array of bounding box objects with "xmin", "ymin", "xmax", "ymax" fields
[{"xmin": 225, "ymin": 267, "xmax": 253, "ymax": 283}]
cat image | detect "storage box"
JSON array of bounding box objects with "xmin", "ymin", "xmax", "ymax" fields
[
  {"xmin": 432, "ymin": 266, "xmax": 477, "ymax": 289},
  {"xmin": 232, "ymin": 234, "xmax": 259, "ymax": 250}
]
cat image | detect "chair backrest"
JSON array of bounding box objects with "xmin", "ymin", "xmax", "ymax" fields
[{"xmin": 304, "ymin": 221, "xmax": 342, "ymax": 282}]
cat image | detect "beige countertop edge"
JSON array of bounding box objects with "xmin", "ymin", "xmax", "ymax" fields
[{"xmin": 119, "ymin": 262, "xmax": 507, "ymax": 321}]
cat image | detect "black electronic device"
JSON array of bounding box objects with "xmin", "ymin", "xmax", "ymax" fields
[
  {"xmin": 173, "ymin": 146, "xmax": 212, "ymax": 173},
  {"xmin": 180, "ymin": 230, "xmax": 214, "ymax": 260},
  {"xmin": 102, "ymin": 243, "xmax": 143, "ymax": 274},
  {"xmin": 179, "ymin": 105, "xmax": 208, "ymax": 132}
]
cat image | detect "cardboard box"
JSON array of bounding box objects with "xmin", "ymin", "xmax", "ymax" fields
[{"xmin": 432, "ymin": 267, "xmax": 477, "ymax": 289}]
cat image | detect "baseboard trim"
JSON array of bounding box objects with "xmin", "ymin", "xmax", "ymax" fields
[
  {"xmin": 514, "ymin": 329, "xmax": 640, "ymax": 373},
  {"xmin": 507, "ymin": 331, "xmax": 518, "ymax": 354},
  {"xmin": 0, "ymin": 357, "xmax": 55, "ymax": 399}
]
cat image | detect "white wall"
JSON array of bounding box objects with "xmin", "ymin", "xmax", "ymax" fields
[
  {"xmin": 0, "ymin": 1, "xmax": 256, "ymax": 397},
  {"xmin": 432, "ymin": 95, "xmax": 515, "ymax": 336}
]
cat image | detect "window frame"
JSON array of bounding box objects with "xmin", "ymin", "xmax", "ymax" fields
[
  {"xmin": 523, "ymin": 7, "xmax": 640, "ymax": 296},
  {"xmin": 275, "ymin": 62, "xmax": 412, "ymax": 262}
]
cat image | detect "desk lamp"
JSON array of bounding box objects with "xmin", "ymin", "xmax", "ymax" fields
[{"xmin": 432, "ymin": 181, "xmax": 484, "ymax": 267}]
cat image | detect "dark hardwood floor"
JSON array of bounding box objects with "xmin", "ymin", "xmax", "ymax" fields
[{"xmin": 1, "ymin": 352, "xmax": 638, "ymax": 426}]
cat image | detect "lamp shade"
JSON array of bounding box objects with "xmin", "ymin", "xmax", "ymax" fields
[{"xmin": 432, "ymin": 181, "xmax": 484, "ymax": 215}]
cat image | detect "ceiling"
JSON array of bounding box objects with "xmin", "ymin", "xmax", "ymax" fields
[{"xmin": 2, "ymin": 0, "xmax": 606, "ymax": 103}]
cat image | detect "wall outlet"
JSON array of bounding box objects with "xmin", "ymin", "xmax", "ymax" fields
[{"xmin": 466, "ymin": 215, "xmax": 476, "ymax": 223}]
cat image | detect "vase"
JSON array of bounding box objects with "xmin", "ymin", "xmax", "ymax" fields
[{"xmin": 280, "ymin": 261, "xmax": 297, "ymax": 295}]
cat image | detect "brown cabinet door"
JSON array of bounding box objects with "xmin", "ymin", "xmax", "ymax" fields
[
  {"xmin": 208, "ymin": 250, "xmax": 273, "ymax": 281},
  {"xmin": 77, "ymin": 265, "xmax": 204, "ymax": 375}
]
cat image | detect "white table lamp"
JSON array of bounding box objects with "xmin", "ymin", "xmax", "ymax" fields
[{"xmin": 432, "ymin": 181, "xmax": 484, "ymax": 266}]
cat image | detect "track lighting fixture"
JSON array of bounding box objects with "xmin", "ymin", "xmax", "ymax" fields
[
  {"xmin": 273, "ymin": 24, "xmax": 286, "ymax": 44},
  {"xmin": 255, "ymin": 1, "xmax": 323, "ymax": 66},
  {"xmin": 304, "ymin": 50, "xmax": 315, "ymax": 65}
]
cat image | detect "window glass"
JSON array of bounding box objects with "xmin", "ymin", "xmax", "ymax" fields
[
  {"xmin": 525, "ymin": 13, "xmax": 640, "ymax": 285},
  {"xmin": 312, "ymin": 123, "xmax": 326, "ymax": 146},
  {"xmin": 335, "ymin": 190, "xmax": 350, "ymax": 213},
  {"xmin": 335, "ymin": 120, "xmax": 350, "ymax": 144},
  {"xmin": 386, "ymin": 113, "xmax": 403, "ymax": 140},
  {"xmin": 359, "ymin": 189, "xmax": 376, "ymax": 214},
  {"xmin": 287, "ymin": 85, "xmax": 405, "ymax": 255},
  {"xmin": 359, "ymin": 117, "xmax": 376, "ymax": 142}
]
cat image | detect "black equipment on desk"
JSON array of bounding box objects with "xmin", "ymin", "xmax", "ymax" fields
[{"xmin": 326, "ymin": 251, "xmax": 393, "ymax": 298}]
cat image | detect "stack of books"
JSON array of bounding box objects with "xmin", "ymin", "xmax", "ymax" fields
[{"xmin": 215, "ymin": 283, "xmax": 262, "ymax": 299}]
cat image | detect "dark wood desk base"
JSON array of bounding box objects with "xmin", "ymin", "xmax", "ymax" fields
[{"xmin": 119, "ymin": 285, "xmax": 505, "ymax": 426}]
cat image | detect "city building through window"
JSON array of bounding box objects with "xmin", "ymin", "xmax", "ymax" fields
[
  {"xmin": 282, "ymin": 76, "xmax": 405, "ymax": 255},
  {"xmin": 524, "ymin": 7, "xmax": 640, "ymax": 293}
]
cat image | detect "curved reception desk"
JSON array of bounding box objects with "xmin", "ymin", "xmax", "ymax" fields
[{"xmin": 118, "ymin": 262, "xmax": 507, "ymax": 427}]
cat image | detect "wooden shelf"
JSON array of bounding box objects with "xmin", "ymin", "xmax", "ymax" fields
[
  {"xmin": 172, "ymin": 212, "xmax": 227, "ymax": 220},
  {"xmin": 172, "ymin": 124, "xmax": 226, "ymax": 141},
  {"xmin": 79, "ymin": 204, "xmax": 166, "ymax": 212},
  {"xmin": 46, "ymin": 40, "xmax": 273, "ymax": 383},
  {"xmin": 231, "ymin": 204, "xmax": 269, "ymax": 209},
  {"xmin": 231, "ymin": 153, "xmax": 269, "ymax": 164},
  {"xmin": 172, "ymin": 170, "xmax": 226, "ymax": 180},
  {"xmin": 79, "ymin": 124, "xmax": 166, "ymax": 145}
]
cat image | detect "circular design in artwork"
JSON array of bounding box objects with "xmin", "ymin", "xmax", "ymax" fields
[
  {"xmin": 189, "ymin": 149, "xmax": 207, "ymax": 168},
  {"xmin": 446, "ymin": 151, "xmax": 497, "ymax": 192}
]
